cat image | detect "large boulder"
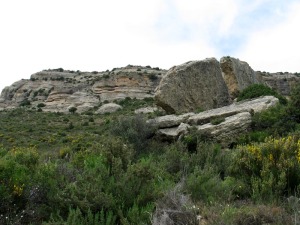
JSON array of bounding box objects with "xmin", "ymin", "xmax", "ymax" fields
[
  {"xmin": 155, "ymin": 58, "xmax": 231, "ymax": 114},
  {"xmin": 220, "ymin": 56, "xmax": 259, "ymax": 98},
  {"xmin": 96, "ymin": 103, "xmax": 122, "ymax": 114}
]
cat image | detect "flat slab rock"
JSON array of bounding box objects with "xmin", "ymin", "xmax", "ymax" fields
[
  {"xmin": 188, "ymin": 95, "xmax": 279, "ymax": 125},
  {"xmin": 154, "ymin": 96, "xmax": 279, "ymax": 144},
  {"xmin": 147, "ymin": 113, "xmax": 195, "ymax": 128},
  {"xmin": 196, "ymin": 112, "xmax": 252, "ymax": 145}
]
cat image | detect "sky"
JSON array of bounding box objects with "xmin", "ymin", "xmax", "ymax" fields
[{"xmin": 0, "ymin": 0, "xmax": 300, "ymax": 92}]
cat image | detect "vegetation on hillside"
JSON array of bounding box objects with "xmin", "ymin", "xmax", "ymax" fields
[
  {"xmin": 237, "ymin": 83, "xmax": 287, "ymax": 105},
  {"xmin": 0, "ymin": 85, "xmax": 300, "ymax": 224}
]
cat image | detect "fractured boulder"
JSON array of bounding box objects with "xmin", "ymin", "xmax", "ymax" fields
[
  {"xmin": 220, "ymin": 56, "xmax": 259, "ymax": 99},
  {"xmin": 155, "ymin": 58, "xmax": 231, "ymax": 114}
]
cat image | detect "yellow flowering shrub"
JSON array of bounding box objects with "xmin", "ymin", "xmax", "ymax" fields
[{"xmin": 231, "ymin": 136, "xmax": 300, "ymax": 201}]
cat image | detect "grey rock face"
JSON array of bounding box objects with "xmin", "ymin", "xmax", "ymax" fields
[
  {"xmin": 147, "ymin": 113, "xmax": 195, "ymax": 129},
  {"xmin": 157, "ymin": 123, "xmax": 191, "ymax": 140},
  {"xmin": 259, "ymin": 72, "xmax": 300, "ymax": 96},
  {"xmin": 220, "ymin": 56, "xmax": 259, "ymax": 98},
  {"xmin": 196, "ymin": 112, "xmax": 252, "ymax": 145},
  {"xmin": 154, "ymin": 96, "xmax": 279, "ymax": 145},
  {"xmin": 155, "ymin": 58, "xmax": 231, "ymax": 114},
  {"xmin": 96, "ymin": 103, "xmax": 122, "ymax": 114},
  {"xmin": 188, "ymin": 95, "xmax": 279, "ymax": 125}
]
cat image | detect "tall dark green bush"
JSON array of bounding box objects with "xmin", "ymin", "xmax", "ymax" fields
[{"xmin": 287, "ymin": 84, "xmax": 300, "ymax": 123}]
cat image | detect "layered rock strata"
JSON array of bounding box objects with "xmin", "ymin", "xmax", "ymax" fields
[{"xmin": 0, "ymin": 66, "xmax": 165, "ymax": 113}]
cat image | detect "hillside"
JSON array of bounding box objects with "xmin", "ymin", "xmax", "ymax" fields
[{"xmin": 1, "ymin": 57, "xmax": 300, "ymax": 225}]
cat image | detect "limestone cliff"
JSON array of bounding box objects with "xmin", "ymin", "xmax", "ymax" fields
[{"xmin": 0, "ymin": 66, "xmax": 165, "ymax": 113}]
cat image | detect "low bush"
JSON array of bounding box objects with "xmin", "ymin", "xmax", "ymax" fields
[
  {"xmin": 230, "ymin": 136, "xmax": 300, "ymax": 202},
  {"xmin": 251, "ymin": 103, "xmax": 296, "ymax": 136},
  {"xmin": 237, "ymin": 84, "xmax": 287, "ymax": 105}
]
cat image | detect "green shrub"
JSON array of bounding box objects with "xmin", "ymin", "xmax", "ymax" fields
[
  {"xmin": 19, "ymin": 99, "xmax": 31, "ymax": 107},
  {"xmin": 45, "ymin": 207, "xmax": 117, "ymax": 225},
  {"xmin": 210, "ymin": 117, "xmax": 225, "ymax": 125},
  {"xmin": 230, "ymin": 136, "xmax": 300, "ymax": 202},
  {"xmin": 37, "ymin": 103, "xmax": 46, "ymax": 108},
  {"xmin": 287, "ymin": 84, "xmax": 300, "ymax": 123},
  {"xmin": 237, "ymin": 84, "xmax": 287, "ymax": 105},
  {"xmin": 110, "ymin": 115, "xmax": 155, "ymax": 156},
  {"xmin": 251, "ymin": 103, "xmax": 296, "ymax": 136},
  {"xmin": 147, "ymin": 74, "xmax": 158, "ymax": 81},
  {"xmin": 69, "ymin": 107, "xmax": 77, "ymax": 114}
]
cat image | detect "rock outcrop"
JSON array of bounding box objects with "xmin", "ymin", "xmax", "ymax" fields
[
  {"xmin": 155, "ymin": 58, "xmax": 231, "ymax": 114},
  {"xmin": 96, "ymin": 103, "xmax": 122, "ymax": 114},
  {"xmin": 259, "ymin": 72, "xmax": 300, "ymax": 96},
  {"xmin": 0, "ymin": 66, "xmax": 165, "ymax": 112},
  {"xmin": 188, "ymin": 95, "xmax": 278, "ymax": 125},
  {"xmin": 149, "ymin": 96, "xmax": 279, "ymax": 145},
  {"xmin": 1, "ymin": 56, "xmax": 300, "ymax": 115},
  {"xmin": 220, "ymin": 56, "xmax": 259, "ymax": 98},
  {"xmin": 147, "ymin": 113, "xmax": 195, "ymax": 129},
  {"xmin": 196, "ymin": 112, "xmax": 252, "ymax": 145}
]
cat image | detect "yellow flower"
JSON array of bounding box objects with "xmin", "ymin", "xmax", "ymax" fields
[{"xmin": 13, "ymin": 184, "xmax": 24, "ymax": 196}]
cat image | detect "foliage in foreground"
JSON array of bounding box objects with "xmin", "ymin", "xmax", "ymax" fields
[{"xmin": 0, "ymin": 86, "xmax": 300, "ymax": 224}]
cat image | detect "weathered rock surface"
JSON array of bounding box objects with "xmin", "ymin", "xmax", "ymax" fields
[
  {"xmin": 188, "ymin": 95, "xmax": 279, "ymax": 125},
  {"xmin": 220, "ymin": 56, "xmax": 259, "ymax": 98},
  {"xmin": 92, "ymin": 66, "xmax": 163, "ymax": 102},
  {"xmin": 155, "ymin": 58, "xmax": 231, "ymax": 114},
  {"xmin": 147, "ymin": 113, "xmax": 195, "ymax": 129},
  {"xmin": 154, "ymin": 96, "xmax": 279, "ymax": 144},
  {"xmin": 1, "ymin": 57, "xmax": 300, "ymax": 115},
  {"xmin": 0, "ymin": 66, "xmax": 165, "ymax": 112},
  {"xmin": 96, "ymin": 103, "xmax": 122, "ymax": 114},
  {"xmin": 259, "ymin": 72, "xmax": 300, "ymax": 96},
  {"xmin": 196, "ymin": 112, "xmax": 252, "ymax": 145},
  {"xmin": 44, "ymin": 91, "xmax": 100, "ymax": 113},
  {"xmin": 157, "ymin": 123, "xmax": 191, "ymax": 140}
]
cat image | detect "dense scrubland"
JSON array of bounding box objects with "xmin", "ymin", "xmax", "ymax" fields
[{"xmin": 1, "ymin": 84, "xmax": 300, "ymax": 225}]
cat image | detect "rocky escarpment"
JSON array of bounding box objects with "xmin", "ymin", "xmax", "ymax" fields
[
  {"xmin": 0, "ymin": 66, "xmax": 165, "ymax": 113},
  {"xmin": 258, "ymin": 71, "xmax": 300, "ymax": 96},
  {"xmin": 155, "ymin": 58, "xmax": 231, "ymax": 114},
  {"xmin": 1, "ymin": 56, "xmax": 299, "ymax": 114}
]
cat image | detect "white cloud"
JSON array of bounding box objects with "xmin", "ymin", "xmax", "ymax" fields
[
  {"xmin": 238, "ymin": 2, "xmax": 300, "ymax": 72},
  {"xmin": 0, "ymin": 0, "xmax": 299, "ymax": 92}
]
